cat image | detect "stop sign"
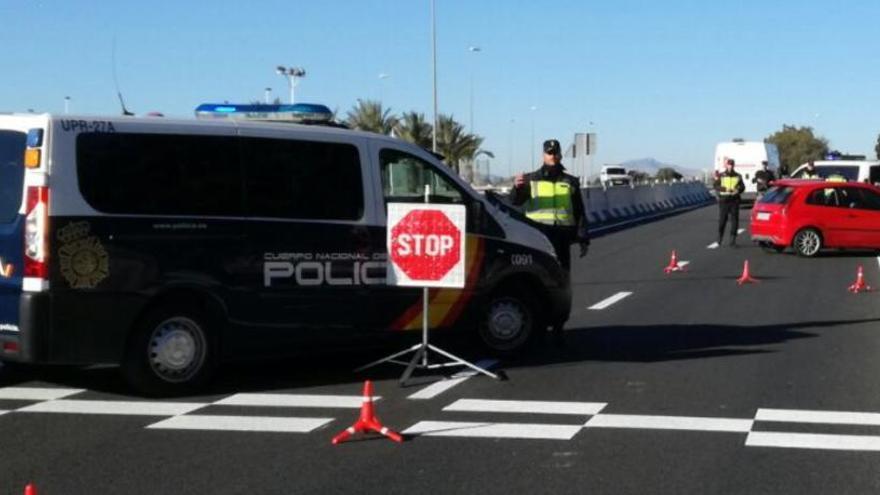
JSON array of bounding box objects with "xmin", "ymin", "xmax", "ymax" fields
[{"xmin": 387, "ymin": 203, "xmax": 466, "ymax": 288}]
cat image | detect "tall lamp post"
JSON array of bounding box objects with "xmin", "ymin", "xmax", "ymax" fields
[
  {"xmin": 276, "ymin": 66, "xmax": 306, "ymax": 104},
  {"xmin": 431, "ymin": 0, "xmax": 438, "ymax": 152},
  {"xmin": 264, "ymin": 87, "xmax": 272, "ymax": 104},
  {"xmin": 64, "ymin": 96, "xmax": 70, "ymax": 115},
  {"xmin": 467, "ymin": 46, "xmax": 481, "ymax": 134}
]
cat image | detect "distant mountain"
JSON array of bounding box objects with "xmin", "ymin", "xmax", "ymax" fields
[{"xmin": 620, "ymin": 157, "xmax": 705, "ymax": 178}]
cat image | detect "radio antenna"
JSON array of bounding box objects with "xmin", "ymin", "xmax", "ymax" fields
[{"xmin": 112, "ymin": 37, "xmax": 134, "ymax": 116}]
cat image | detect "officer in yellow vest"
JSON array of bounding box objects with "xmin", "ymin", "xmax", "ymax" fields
[
  {"xmin": 714, "ymin": 158, "xmax": 745, "ymax": 246},
  {"xmin": 802, "ymin": 161, "xmax": 820, "ymax": 179},
  {"xmin": 510, "ymin": 139, "xmax": 589, "ymax": 271}
]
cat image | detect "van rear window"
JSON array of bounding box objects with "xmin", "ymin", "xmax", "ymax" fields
[
  {"xmin": 77, "ymin": 133, "xmax": 243, "ymax": 216},
  {"xmin": 0, "ymin": 131, "xmax": 26, "ymax": 223}
]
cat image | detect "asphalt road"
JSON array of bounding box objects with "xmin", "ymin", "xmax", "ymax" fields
[{"xmin": 4, "ymin": 204, "xmax": 880, "ymax": 494}]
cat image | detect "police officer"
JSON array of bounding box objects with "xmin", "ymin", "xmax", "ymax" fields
[
  {"xmin": 510, "ymin": 139, "xmax": 589, "ymax": 272},
  {"xmin": 714, "ymin": 158, "xmax": 745, "ymax": 246},
  {"xmin": 753, "ymin": 160, "xmax": 775, "ymax": 199}
]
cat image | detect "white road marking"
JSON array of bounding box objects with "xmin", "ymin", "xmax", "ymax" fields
[
  {"xmin": 17, "ymin": 399, "xmax": 207, "ymax": 416},
  {"xmin": 876, "ymin": 256, "xmax": 880, "ymax": 272},
  {"xmin": 584, "ymin": 414, "xmax": 753, "ymax": 433},
  {"xmin": 0, "ymin": 387, "xmax": 85, "ymax": 401},
  {"xmin": 214, "ymin": 394, "xmax": 377, "ymax": 409},
  {"xmin": 676, "ymin": 261, "xmax": 690, "ymax": 269},
  {"xmin": 755, "ymin": 408, "xmax": 880, "ymax": 426},
  {"xmin": 737, "ymin": 228, "xmax": 746, "ymax": 235},
  {"xmin": 445, "ymin": 399, "xmax": 607, "ymax": 416},
  {"xmin": 403, "ymin": 421, "xmax": 582, "ymax": 440},
  {"xmin": 746, "ymin": 431, "xmax": 880, "ymax": 451},
  {"xmin": 146, "ymin": 415, "xmax": 333, "ymax": 433},
  {"xmin": 408, "ymin": 359, "xmax": 499, "ymax": 400},
  {"xmin": 588, "ymin": 291, "xmax": 632, "ymax": 310},
  {"xmin": 707, "ymin": 242, "xmax": 719, "ymax": 249}
]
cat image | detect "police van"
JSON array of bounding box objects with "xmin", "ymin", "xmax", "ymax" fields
[{"xmin": 0, "ymin": 109, "xmax": 570, "ymax": 395}]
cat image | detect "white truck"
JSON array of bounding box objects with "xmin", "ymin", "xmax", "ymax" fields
[
  {"xmin": 714, "ymin": 140, "xmax": 781, "ymax": 197},
  {"xmin": 599, "ymin": 165, "xmax": 631, "ymax": 187}
]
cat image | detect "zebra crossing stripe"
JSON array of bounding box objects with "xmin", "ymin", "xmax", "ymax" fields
[
  {"xmin": 214, "ymin": 394, "xmax": 376, "ymax": 409},
  {"xmin": 403, "ymin": 421, "xmax": 582, "ymax": 440},
  {"xmin": 16, "ymin": 400, "xmax": 207, "ymax": 416},
  {"xmin": 746, "ymin": 431, "xmax": 880, "ymax": 451},
  {"xmin": 444, "ymin": 399, "xmax": 606, "ymax": 416},
  {"xmin": 585, "ymin": 414, "xmax": 753, "ymax": 432},
  {"xmin": 147, "ymin": 415, "xmax": 334, "ymax": 433},
  {"xmin": 0, "ymin": 387, "xmax": 85, "ymax": 401}
]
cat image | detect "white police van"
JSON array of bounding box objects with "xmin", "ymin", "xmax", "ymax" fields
[{"xmin": 0, "ymin": 107, "xmax": 571, "ymax": 395}]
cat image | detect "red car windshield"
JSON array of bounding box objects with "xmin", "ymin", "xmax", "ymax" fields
[{"xmin": 759, "ymin": 186, "xmax": 794, "ymax": 204}]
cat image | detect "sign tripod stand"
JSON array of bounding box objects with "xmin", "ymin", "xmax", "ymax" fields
[{"xmin": 356, "ymin": 185, "xmax": 499, "ymax": 385}]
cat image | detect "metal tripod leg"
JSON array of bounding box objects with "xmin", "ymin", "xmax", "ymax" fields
[
  {"xmin": 399, "ymin": 345, "xmax": 426, "ymax": 385},
  {"xmin": 354, "ymin": 343, "xmax": 421, "ymax": 373},
  {"xmin": 427, "ymin": 344, "xmax": 499, "ymax": 379}
]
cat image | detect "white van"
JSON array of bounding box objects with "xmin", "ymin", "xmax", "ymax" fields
[
  {"xmin": 790, "ymin": 160, "xmax": 880, "ymax": 185},
  {"xmin": 599, "ymin": 166, "xmax": 631, "ymax": 187},
  {"xmin": 714, "ymin": 140, "xmax": 780, "ymax": 196},
  {"xmin": 0, "ymin": 112, "xmax": 571, "ymax": 395}
]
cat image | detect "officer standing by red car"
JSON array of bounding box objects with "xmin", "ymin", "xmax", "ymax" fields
[{"xmin": 714, "ymin": 158, "xmax": 745, "ymax": 246}]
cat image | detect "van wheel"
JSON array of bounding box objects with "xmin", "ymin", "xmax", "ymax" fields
[
  {"xmin": 122, "ymin": 306, "xmax": 216, "ymax": 396},
  {"xmin": 477, "ymin": 288, "xmax": 538, "ymax": 355},
  {"xmin": 793, "ymin": 228, "xmax": 822, "ymax": 257}
]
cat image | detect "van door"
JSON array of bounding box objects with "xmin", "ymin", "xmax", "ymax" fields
[
  {"xmin": 0, "ymin": 128, "xmax": 27, "ymax": 336},
  {"xmin": 237, "ymin": 130, "xmax": 378, "ymax": 343}
]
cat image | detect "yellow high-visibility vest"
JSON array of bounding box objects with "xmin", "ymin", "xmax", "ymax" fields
[
  {"xmin": 525, "ymin": 180, "xmax": 575, "ymax": 226},
  {"xmin": 719, "ymin": 175, "xmax": 741, "ymax": 195}
]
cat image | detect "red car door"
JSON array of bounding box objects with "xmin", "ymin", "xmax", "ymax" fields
[
  {"xmin": 801, "ymin": 186, "xmax": 852, "ymax": 247},
  {"xmin": 852, "ymin": 187, "xmax": 880, "ymax": 248},
  {"xmin": 834, "ymin": 187, "xmax": 874, "ymax": 248}
]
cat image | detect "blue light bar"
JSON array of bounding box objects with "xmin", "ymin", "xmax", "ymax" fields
[{"xmin": 195, "ymin": 103, "xmax": 334, "ymax": 123}]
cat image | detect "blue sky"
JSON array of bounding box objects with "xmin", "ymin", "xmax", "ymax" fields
[{"xmin": 2, "ymin": 0, "xmax": 879, "ymax": 175}]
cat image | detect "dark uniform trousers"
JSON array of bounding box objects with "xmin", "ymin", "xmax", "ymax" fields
[{"xmin": 718, "ymin": 199, "xmax": 740, "ymax": 242}]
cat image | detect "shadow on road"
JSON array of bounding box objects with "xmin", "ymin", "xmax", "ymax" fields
[{"xmin": 0, "ymin": 318, "xmax": 872, "ymax": 397}]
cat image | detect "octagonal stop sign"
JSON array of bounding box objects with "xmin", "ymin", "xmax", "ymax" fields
[{"xmin": 387, "ymin": 203, "xmax": 467, "ymax": 288}]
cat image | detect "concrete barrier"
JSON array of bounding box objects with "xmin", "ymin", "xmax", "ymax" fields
[{"xmin": 583, "ymin": 182, "xmax": 713, "ymax": 231}]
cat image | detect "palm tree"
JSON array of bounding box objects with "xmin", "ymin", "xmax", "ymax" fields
[
  {"xmin": 436, "ymin": 114, "xmax": 484, "ymax": 175},
  {"xmin": 345, "ymin": 100, "xmax": 397, "ymax": 134},
  {"xmin": 393, "ymin": 111, "xmax": 433, "ymax": 150}
]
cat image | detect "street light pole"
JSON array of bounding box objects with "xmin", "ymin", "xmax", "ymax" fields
[
  {"xmin": 264, "ymin": 88, "xmax": 272, "ymax": 104},
  {"xmin": 468, "ymin": 46, "xmax": 481, "ymax": 134},
  {"xmin": 530, "ymin": 105, "xmax": 537, "ymax": 166},
  {"xmin": 276, "ymin": 66, "xmax": 306, "ymax": 104},
  {"xmin": 431, "ymin": 0, "xmax": 438, "ymax": 153},
  {"xmin": 64, "ymin": 96, "xmax": 70, "ymax": 115}
]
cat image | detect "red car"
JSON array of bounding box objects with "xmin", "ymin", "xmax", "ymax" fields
[{"xmin": 751, "ymin": 179, "xmax": 880, "ymax": 257}]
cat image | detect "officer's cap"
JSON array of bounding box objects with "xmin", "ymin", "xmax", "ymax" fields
[{"xmin": 543, "ymin": 139, "xmax": 561, "ymax": 155}]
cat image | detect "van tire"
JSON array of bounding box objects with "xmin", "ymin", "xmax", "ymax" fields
[
  {"xmin": 476, "ymin": 287, "xmax": 539, "ymax": 355},
  {"xmin": 121, "ymin": 305, "xmax": 217, "ymax": 397},
  {"xmin": 793, "ymin": 228, "xmax": 822, "ymax": 257}
]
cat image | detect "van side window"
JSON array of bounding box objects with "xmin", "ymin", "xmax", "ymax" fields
[
  {"xmin": 0, "ymin": 131, "xmax": 25, "ymax": 224},
  {"xmin": 77, "ymin": 133, "xmax": 243, "ymax": 216},
  {"xmin": 379, "ymin": 149, "xmax": 463, "ymax": 204},
  {"xmin": 870, "ymin": 166, "xmax": 880, "ymax": 186},
  {"xmin": 242, "ymin": 138, "xmax": 363, "ymax": 221}
]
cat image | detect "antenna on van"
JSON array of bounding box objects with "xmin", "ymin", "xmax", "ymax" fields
[{"xmin": 112, "ymin": 37, "xmax": 135, "ymax": 116}]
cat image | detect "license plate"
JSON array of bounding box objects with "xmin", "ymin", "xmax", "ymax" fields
[{"xmin": 756, "ymin": 212, "xmax": 771, "ymax": 221}]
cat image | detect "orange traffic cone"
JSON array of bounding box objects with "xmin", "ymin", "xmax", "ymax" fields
[
  {"xmin": 331, "ymin": 380, "xmax": 403, "ymax": 445},
  {"xmin": 848, "ymin": 265, "xmax": 871, "ymax": 293},
  {"xmin": 663, "ymin": 250, "xmax": 682, "ymax": 274},
  {"xmin": 736, "ymin": 260, "xmax": 759, "ymax": 285},
  {"xmin": 24, "ymin": 483, "xmax": 36, "ymax": 495}
]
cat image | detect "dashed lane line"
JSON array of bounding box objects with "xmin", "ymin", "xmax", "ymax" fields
[
  {"xmin": 214, "ymin": 394, "xmax": 377, "ymax": 408},
  {"xmin": 746, "ymin": 432, "xmax": 880, "ymax": 452},
  {"xmin": 676, "ymin": 260, "xmax": 690, "ymax": 270},
  {"xmin": 402, "ymin": 421, "xmax": 583, "ymax": 440},
  {"xmin": 756, "ymin": 408, "xmax": 880, "ymax": 426},
  {"xmin": 707, "ymin": 242, "xmax": 719, "ymax": 249},
  {"xmin": 588, "ymin": 291, "xmax": 632, "ymax": 310},
  {"xmin": 0, "ymin": 387, "xmax": 85, "ymax": 401},
  {"xmin": 737, "ymin": 228, "xmax": 746, "ymax": 235},
  {"xmin": 147, "ymin": 415, "xmax": 334, "ymax": 433},
  {"xmin": 584, "ymin": 414, "xmax": 753, "ymax": 433},
  {"xmin": 16, "ymin": 399, "xmax": 207, "ymax": 416},
  {"xmin": 407, "ymin": 359, "xmax": 499, "ymax": 400},
  {"xmin": 445, "ymin": 399, "xmax": 606, "ymax": 416}
]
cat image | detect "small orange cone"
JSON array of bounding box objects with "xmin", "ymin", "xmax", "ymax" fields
[
  {"xmin": 24, "ymin": 483, "xmax": 36, "ymax": 495},
  {"xmin": 663, "ymin": 250, "xmax": 683, "ymax": 273},
  {"xmin": 736, "ymin": 260, "xmax": 759, "ymax": 285},
  {"xmin": 331, "ymin": 380, "xmax": 403, "ymax": 445},
  {"xmin": 848, "ymin": 265, "xmax": 871, "ymax": 293}
]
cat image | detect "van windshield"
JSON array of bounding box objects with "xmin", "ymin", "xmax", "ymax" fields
[
  {"xmin": 809, "ymin": 165, "xmax": 858, "ymax": 181},
  {"xmin": 0, "ymin": 131, "xmax": 25, "ymax": 224},
  {"xmin": 605, "ymin": 168, "xmax": 626, "ymax": 175}
]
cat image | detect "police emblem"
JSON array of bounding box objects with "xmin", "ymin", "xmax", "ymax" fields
[{"xmin": 57, "ymin": 222, "xmax": 109, "ymax": 289}]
